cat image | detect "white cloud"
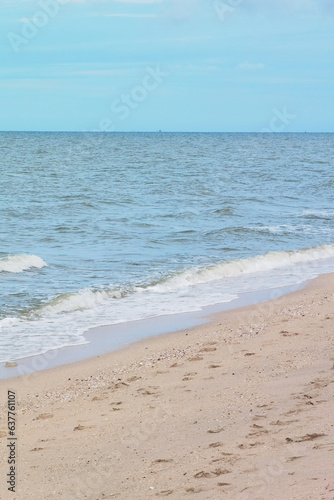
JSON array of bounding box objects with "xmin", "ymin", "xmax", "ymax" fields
[
  {"xmin": 5, "ymin": 0, "xmax": 162, "ymax": 3},
  {"xmin": 237, "ymin": 61, "xmax": 265, "ymax": 71},
  {"xmin": 91, "ymin": 12, "xmax": 158, "ymax": 16},
  {"xmin": 243, "ymin": 0, "xmax": 333, "ymax": 14},
  {"xmin": 114, "ymin": 0, "xmax": 162, "ymax": 3},
  {"xmin": 69, "ymin": 69, "xmax": 129, "ymax": 74}
]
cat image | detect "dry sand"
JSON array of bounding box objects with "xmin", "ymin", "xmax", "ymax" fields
[{"xmin": 0, "ymin": 274, "xmax": 334, "ymax": 500}]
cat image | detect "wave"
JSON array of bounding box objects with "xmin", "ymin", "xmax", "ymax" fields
[
  {"xmin": 27, "ymin": 244, "xmax": 334, "ymax": 318},
  {"xmin": 0, "ymin": 254, "xmax": 47, "ymax": 273},
  {"xmin": 299, "ymin": 210, "xmax": 334, "ymax": 219},
  {"xmin": 247, "ymin": 225, "xmax": 296, "ymax": 234},
  {"xmin": 153, "ymin": 244, "xmax": 334, "ymax": 291},
  {"xmin": 34, "ymin": 288, "xmax": 125, "ymax": 317}
]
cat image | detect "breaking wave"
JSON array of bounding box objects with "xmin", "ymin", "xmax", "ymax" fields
[
  {"xmin": 28, "ymin": 244, "xmax": 334, "ymax": 317},
  {"xmin": 155, "ymin": 244, "xmax": 334, "ymax": 291},
  {"xmin": 0, "ymin": 254, "xmax": 47, "ymax": 273},
  {"xmin": 34, "ymin": 288, "xmax": 126, "ymax": 317}
]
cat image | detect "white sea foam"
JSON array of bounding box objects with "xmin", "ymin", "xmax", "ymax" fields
[
  {"xmin": 1, "ymin": 244, "xmax": 334, "ymax": 363},
  {"xmin": 36, "ymin": 288, "xmax": 124, "ymax": 316},
  {"xmin": 0, "ymin": 254, "xmax": 47, "ymax": 273},
  {"xmin": 153, "ymin": 244, "xmax": 334, "ymax": 291},
  {"xmin": 28, "ymin": 244, "xmax": 334, "ymax": 317},
  {"xmin": 248, "ymin": 224, "xmax": 297, "ymax": 234}
]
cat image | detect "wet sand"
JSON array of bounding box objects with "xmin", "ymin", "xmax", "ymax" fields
[{"xmin": 0, "ymin": 273, "xmax": 333, "ymax": 499}]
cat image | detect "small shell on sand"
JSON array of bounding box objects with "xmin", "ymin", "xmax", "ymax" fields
[{"xmin": 5, "ymin": 362, "xmax": 18, "ymax": 368}]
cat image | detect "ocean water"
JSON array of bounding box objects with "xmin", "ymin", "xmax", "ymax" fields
[{"xmin": 0, "ymin": 132, "xmax": 333, "ymax": 363}]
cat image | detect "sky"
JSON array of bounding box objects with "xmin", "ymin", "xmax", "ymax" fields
[{"xmin": 1, "ymin": 0, "xmax": 334, "ymax": 132}]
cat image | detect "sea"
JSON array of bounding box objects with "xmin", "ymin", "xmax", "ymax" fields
[{"xmin": 0, "ymin": 132, "xmax": 333, "ymax": 364}]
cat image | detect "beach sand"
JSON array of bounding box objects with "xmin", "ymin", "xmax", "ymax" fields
[{"xmin": 1, "ymin": 274, "xmax": 333, "ymax": 500}]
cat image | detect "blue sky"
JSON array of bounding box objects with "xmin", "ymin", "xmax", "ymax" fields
[{"xmin": 1, "ymin": 0, "xmax": 334, "ymax": 132}]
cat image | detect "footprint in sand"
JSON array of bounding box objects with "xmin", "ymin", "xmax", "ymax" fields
[
  {"xmin": 207, "ymin": 427, "xmax": 224, "ymax": 434},
  {"xmin": 200, "ymin": 347, "xmax": 217, "ymax": 352},
  {"xmin": 73, "ymin": 424, "xmax": 96, "ymax": 431},
  {"xmin": 185, "ymin": 487, "xmax": 203, "ymax": 494},
  {"xmin": 30, "ymin": 447, "xmax": 44, "ymax": 452},
  {"xmin": 313, "ymin": 443, "xmax": 334, "ymax": 451},
  {"xmin": 249, "ymin": 441, "xmax": 265, "ymax": 447},
  {"xmin": 112, "ymin": 382, "xmax": 129, "ymax": 391},
  {"xmin": 285, "ymin": 408, "xmax": 305, "ymax": 415},
  {"xmin": 155, "ymin": 490, "xmax": 174, "ymax": 497},
  {"xmin": 309, "ymin": 377, "xmax": 333, "ymax": 389},
  {"xmin": 194, "ymin": 468, "xmax": 231, "ymax": 478},
  {"xmin": 285, "ymin": 433, "xmax": 326, "ymax": 443},
  {"xmin": 252, "ymin": 415, "xmax": 268, "ymax": 422},
  {"xmin": 247, "ymin": 428, "xmax": 268, "ymax": 438},
  {"xmin": 151, "ymin": 459, "xmax": 174, "ymax": 465},
  {"xmin": 137, "ymin": 387, "xmax": 160, "ymax": 396},
  {"xmin": 270, "ymin": 419, "xmax": 299, "ymax": 426},
  {"xmin": 127, "ymin": 376, "xmax": 142, "ymax": 383},
  {"xmin": 280, "ymin": 331, "xmax": 300, "ymax": 337},
  {"xmin": 210, "ymin": 458, "xmax": 227, "ymax": 464},
  {"xmin": 286, "ymin": 456, "xmax": 305, "ymax": 462},
  {"xmin": 188, "ymin": 356, "xmax": 203, "ymax": 362},
  {"xmin": 208, "ymin": 442, "xmax": 224, "ymax": 448},
  {"xmin": 182, "ymin": 371, "xmax": 198, "ymax": 381},
  {"xmin": 35, "ymin": 413, "xmax": 54, "ymax": 420},
  {"xmin": 238, "ymin": 442, "xmax": 263, "ymax": 449}
]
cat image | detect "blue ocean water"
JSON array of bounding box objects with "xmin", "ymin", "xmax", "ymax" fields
[{"xmin": 0, "ymin": 132, "xmax": 333, "ymax": 362}]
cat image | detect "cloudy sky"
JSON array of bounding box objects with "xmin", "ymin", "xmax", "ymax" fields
[{"xmin": 1, "ymin": 0, "xmax": 333, "ymax": 132}]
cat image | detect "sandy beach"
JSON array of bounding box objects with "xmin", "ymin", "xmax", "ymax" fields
[{"xmin": 1, "ymin": 273, "xmax": 333, "ymax": 500}]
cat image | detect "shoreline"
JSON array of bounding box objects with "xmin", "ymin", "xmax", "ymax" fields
[
  {"xmin": 1, "ymin": 249, "xmax": 333, "ymax": 379},
  {"xmin": 0, "ymin": 273, "xmax": 333, "ymax": 499},
  {"xmin": 0, "ymin": 280, "xmax": 307, "ymax": 380}
]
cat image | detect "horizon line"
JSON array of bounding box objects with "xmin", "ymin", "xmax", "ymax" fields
[{"xmin": 1, "ymin": 130, "xmax": 333, "ymax": 134}]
